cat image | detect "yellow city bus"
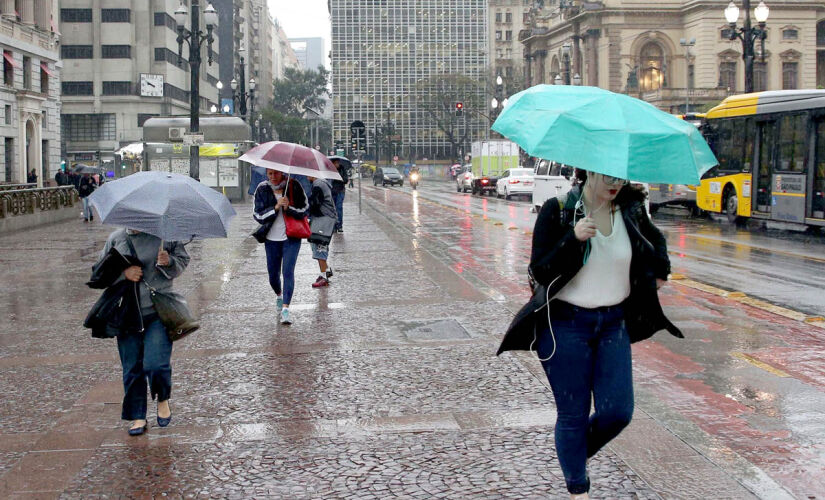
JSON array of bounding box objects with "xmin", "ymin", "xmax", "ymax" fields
[{"xmin": 696, "ymin": 90, "xmax": 825, "ymax": 227}]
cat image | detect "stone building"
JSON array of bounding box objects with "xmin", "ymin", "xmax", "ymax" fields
[
  {"xmin": 519, "ymin": 0, "xmax": 825, "ymax": 113},
  {"xmin": 0, "ymin": 0, "xmax": 61, "ymax": 186},
  {"xmin": 490, "ymin": 0, "xmax": 530, "ymax": 82},
  {"xmin": 272, "ymin": 18, "xmax": 300, "ymax": 80},
  {"xmin": 59, "ymin": 1, "xmax": 221, "ymax": 171}
]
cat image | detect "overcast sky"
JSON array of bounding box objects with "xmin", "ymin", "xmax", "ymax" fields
[{"xmin": 268, "ymin": 0, "xmax": 331, "ymax": 68}]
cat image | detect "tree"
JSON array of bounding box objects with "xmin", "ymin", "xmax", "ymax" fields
[
  {"xmin": 415, "ymin": 74, "xmax": 485, "ymax": 160},
  {"xmin": 261, "ymin": 109, "xmax": 307, "ymax": 144},
  {"xmin": 272, "ymin": 66, "xmax": 330, "ymax": 117}
]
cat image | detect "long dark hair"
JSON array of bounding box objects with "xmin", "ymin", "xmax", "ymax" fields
[{"xmin": 576, "ymin": 169, "xmax": 647, "ymax": 205}]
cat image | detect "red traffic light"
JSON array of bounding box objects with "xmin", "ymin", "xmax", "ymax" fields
[{"xmin": 455, "ymin": 102, "xmax": 464, "ymax": 110}]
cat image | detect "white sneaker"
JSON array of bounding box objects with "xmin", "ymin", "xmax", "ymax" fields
[{"xmin": 280, "ymin": 308, "xmax": 292, "ymax": 325}]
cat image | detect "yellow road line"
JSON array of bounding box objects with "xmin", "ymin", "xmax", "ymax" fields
[{"xmin": 731, "ymin": 352, "xmax": 791, "ymax": 378}]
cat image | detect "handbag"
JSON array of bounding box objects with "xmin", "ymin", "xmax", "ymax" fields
[
  {"xmin": 284, "ymin": 212, "xmax": 311, "ymax": 239},
  {"xmin": 145, "ymin": 282, "xmax": 200, "ymax": 342},
  {"xmin": 309, "ymin": 215, "xmax": 336, "ymax": 245}
]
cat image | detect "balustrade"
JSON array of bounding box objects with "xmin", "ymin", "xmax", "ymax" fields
[{"xmin": 0, "ymin": 187, "xmax": 79, "ymax": 219}]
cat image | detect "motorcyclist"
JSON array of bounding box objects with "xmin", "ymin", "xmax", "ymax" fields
[{"xmin": 409, "ymin": 166, "xmax": 421, "ymax": 189}]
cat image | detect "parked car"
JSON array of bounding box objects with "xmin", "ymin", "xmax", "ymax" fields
[
  {"xmin": 495, "ymin": 168, "xmax": 535, "ymax": 200},
  {"xmin": 373, "ymin": 167, "xmax": 403, "ymax": 187},
  {"xmin": 649, "ymin": 183, "xmax": 700, "ymax": 215},
  {"xmin": 532, "ymin": 160, "xmax": 574, "ymax": 212},
  {"xmin": 455, "ymin": 166, "xmax": 473, "ymax": 193}
]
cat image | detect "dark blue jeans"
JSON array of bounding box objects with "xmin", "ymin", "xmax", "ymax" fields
[
  {"xmin": 264, "ymin": 238, "xmax": 301, "ymax": 304},
  {"xmin": 332, "ymin": 191, "xmax": 345, "ymax": 230},
  {"xmin": 117, "ymin": 318, "xmax": 173, "ymax": 421},
  {"xmin": 536, "ymin": 301, "xmax": 634, "ymax": 495}
]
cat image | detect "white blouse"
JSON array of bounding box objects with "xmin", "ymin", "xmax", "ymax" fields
[{"xmin": 555, "ymin": 208, "xmax": 632, "ymax": 308}]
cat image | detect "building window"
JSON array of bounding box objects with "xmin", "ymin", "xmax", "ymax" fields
[
  {"xmin": 505, "ymin": 66, "xmax": 514, "ymax": 78},
  {"xmin": 60, "ymin": 8, "xmax": 92, "ymax": 22},
  {"xmin": 61, "ymin": 114, "xmax": 117, "ymax": 141},
  {"xmin": 155, "ymin": 48, "xmax": 188, "ymax": 70},
  {"xmin": 22, "ymin": 56, "xmax": 30, "ymax": 90},
  {"xmin": 163, "ymin": 83, "xmax": 189, "ymax": 103},
  {"xmin": 639, "ymin": 42, "xmax": 665, "ymax": 92},
  {"xmin": 4, "ymin": 105, "xmax": 11, "ymax": 125},
  {"xmin": 782, "ymin": 29, "xmax": 798, "ymax": 40},
  {"xmin": 754, "ymin": 62, "xmax": 767, "ymax": 91},
  {"xmin": 495, "ymin": 31, "xmax": 502, "ymax": 40},
  {"xmin": 818, "ymin": 20, "xmax": 825, "ymax": 46},
  {"xmin": 61, "ymin": 81, "xmax": 94, "ymax": 96},
  {"xmin": 40, "ymin": 64, "xmax": 49, "ymax": 94},
  {"xmin": 61, "ymin": 45, "xmax": 93, "ymax": 59},
  {"xmin": 505, "ymin": 12, "xmax": 512, "ymax": 23},
  {"xmin": 495, "ymin": 12, "xmax": 502, "ymax": 23},
  {"xmin": 42, "ymin": 110, "xmax": 47, "ymax": 131},
  {"xmin": 154, "ymin": 12, "xmax": 177, "ymax": 31},
  {"xmin": 101, "ymin": 45, "xmax": 131, "ymax": 59},
  {"xmin": 782, "ymin": 62, "xmax": 798, "ymax": 89},
  {"xmin": 721, "ymin": 28, "xmax": 735, "ymax": 40},
  {"xmin": 102, "ymin": 81, "xmax": 133, "ymax": 96},
  {"xmin": 505, "ymin": 31, "xmax": 512, "ymax": 41},
  {"xmin": 719, "ymin": 61, "xmax": 736, "ymax": 90},
  {"xmin": 523, "ymin": 12, "xmax": 530, "ymax": 23},
  {"xmin": 3, "ymin": 50, "xmax": 13, "ymax": 86},
  {"xmin": 101, "ymin": 9, "xmax": 130, "ymax": 23}
]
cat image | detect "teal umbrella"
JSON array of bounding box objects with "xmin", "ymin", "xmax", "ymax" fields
[{"xmin": 491, "ymin": 85, "xmax": 718, "ymax": 185}]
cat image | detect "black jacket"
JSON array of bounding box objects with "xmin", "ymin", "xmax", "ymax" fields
[
  {"xmin": 84, "ymin": 280, "xmax": 143, "ymax": 338},
  {"xmin": 497, "ymin": 186, "xmax": 683, "ymax": 355},
  {"xmin": 331, "ymin": 165, "xmax": 348, "ymax": 193},
  {"xmin": 252, "ymin": 179, "xmax": 308, "ymax": 242}
]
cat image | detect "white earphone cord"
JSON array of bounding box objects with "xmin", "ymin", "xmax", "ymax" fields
[{"xmin": 530, "ymin": 275, "xmax": 561, "ymax": 362}]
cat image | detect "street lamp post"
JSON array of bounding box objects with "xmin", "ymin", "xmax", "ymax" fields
[
  {"xmin": 724, "ymin": 0, "xmax": 769, "ymax": 93},
  {"xmin": 490, "ymin": 75, "xmax": 508, "ymax": 139},
  {"xmin": 229, "ymin": 49, "xmax": 255, "ymax": 122},
  {"xmin": 174, "ymin": 0, "xmax": 218, "ymax": 180},
  {"xmin": 385, "ymin": 103, "xmax": 391, "ymax": 167},
  {"xmin": 680, "ymin": 38, "xmax": 696, "ymax": 113}
]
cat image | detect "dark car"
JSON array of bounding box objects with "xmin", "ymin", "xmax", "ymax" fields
[{"xmin": 373, "ymin": 167, "xmax": 404, "ymax": 187}]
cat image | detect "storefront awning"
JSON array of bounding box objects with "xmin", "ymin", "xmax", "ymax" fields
[
  {"xmin": 40, "ymin": 62, "xmax": 54, "ymax": 76},
  {"xmin": 3, "ymin": 52, "xmax": 20, "ymax": 69}
]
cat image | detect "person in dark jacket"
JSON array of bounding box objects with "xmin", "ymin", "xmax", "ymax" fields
[
  {"xmin": 307, "ymin": 175, "xmax": 338, "ymax": 287},
  {"xmin": 253, "ymin": 168, "xmax": 308, "ymax": 325},
  {"xmin": 96, "ymin": 228, "xmax": 190, "ymax": 436},
  {"xmin": 498, "ymin": 170, "xmax": 682, "ymax": 499},
  {"xmin": 78, "ymin": 173, "xmax": 97, "ymax": 221},
  {"xmin": 330, "ymin": 158, "xmax": 348, "ymax": 232}
]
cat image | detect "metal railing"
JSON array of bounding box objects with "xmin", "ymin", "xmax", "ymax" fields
[
  {"xmin": 0, "ymin": 186, "xmax": 79, "ymax": 219},
  {"xmin": 0, "ymin": 183, "xmax": 36, "ymax": 192}
]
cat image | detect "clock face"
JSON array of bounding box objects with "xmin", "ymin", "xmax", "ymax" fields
[{"xmin": 140, "ymin": 74, "xmax": 164, "ymax": 97}]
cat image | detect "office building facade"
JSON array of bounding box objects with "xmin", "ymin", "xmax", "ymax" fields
[
  {"xmin": 289, "ymin": 37, "xmax": 325, "ymax": 71},
  {"xmin": 0, "ymin": 0, "xmax": 61, "ymax": 186},
  {"xmin": 59, "ymin": 0, "xmax": 221, "ymax": 170},
  {"xmin": 330, "ymin": 0, "xmax": 488, "ymax": 161}
]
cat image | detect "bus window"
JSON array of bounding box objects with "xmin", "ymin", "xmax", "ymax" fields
[
  {"xmin": 535, "ymin": 160, "xmax": 549, "ymax": 176},
  {"xmin": 778, "ymin": 114, "xmax": 807, "ymax": 172},
  {"xmin": 813, "ymin": 118, "xmax": 825, "ymax": 218},
  {"xmin": 549, "ymin": 162, "xmax": 561, "ymax": 176}
]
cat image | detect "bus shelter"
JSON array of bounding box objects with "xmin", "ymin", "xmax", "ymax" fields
[{"xmin": 142, "ymin": 117, "xmax": 253, "ymax": 201}]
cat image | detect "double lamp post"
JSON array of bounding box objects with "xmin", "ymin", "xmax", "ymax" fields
[
  {"xmin": 554, "ymin": 43, "xmax": 582, "ymax": 86},
  {"xmin": 724, "ymin": 0, "xmax": 769, "ymax": 93}
]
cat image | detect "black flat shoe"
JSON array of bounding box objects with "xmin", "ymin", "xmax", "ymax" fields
[
  {"xmin": 157, "ymin": 412, "xmax": 172, "ymax": 427},
  {"xmin": 128, "ymin": 424, "xmax": 147, "ymax": 436}
]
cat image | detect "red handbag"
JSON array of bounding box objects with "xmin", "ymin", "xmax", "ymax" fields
[
  {"xmin": 284, "ymin": 213, "xmax": 311, "ymax": 239},
  {"xmin": 283, "ymin": 179, "xmax": 311, "ymax": 239}
]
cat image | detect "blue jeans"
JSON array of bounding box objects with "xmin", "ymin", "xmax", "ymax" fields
[
  {"xmin": 264, "ymin": 238, "xmax": 301, "ymax": 305},
  {"xmin": 82, "ymin": 197, "xmax": 92, "ymax": 220},
  {"xmin": 116, "ymin": 318, "xmax": 173, "ymax": 421},
  {"xmin": 536, "ymin": 301, "xmax": 634, "ymax": 494},
  {"xmin": 332, "ymin": 191, "xmax": 345, "ymax": 230}
]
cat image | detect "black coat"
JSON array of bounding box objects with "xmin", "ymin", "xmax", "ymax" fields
[
  {"xmin": 497, "ymin": 186, "xmax": 683, "ymax": 355},
  {"xmin": 83, "ymin": 280, "xmax": 143, "ymax": 338}
]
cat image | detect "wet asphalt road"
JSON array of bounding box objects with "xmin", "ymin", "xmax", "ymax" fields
[{"xmin": 384, "ymin": 179, "xmax": 825, "ymax": 317}]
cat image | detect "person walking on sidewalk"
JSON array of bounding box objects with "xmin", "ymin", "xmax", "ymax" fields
[
  {"xmin": 497, "ymin": 170, "xmax": 682, "ymax": 499},
  {"xmin": 307, "ymin": 175, "xmax": 337, "ymax": 288},
  {"xmin": 96, "ymin": 229, "xmax": 190, "ymax": 436},
  {"xmin": 78, "ymin": 173, "xmax": 98, "ymax": 221},
  {"xmin": 253, "ymin": 169, "xmax": 308, "ymax": 325},
  {"xmin": 330, "ymin": 158, "xmax": 348, "ymax": 233}
]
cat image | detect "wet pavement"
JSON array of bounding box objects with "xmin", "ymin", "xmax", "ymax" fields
[{"xmin": 0, "ymin": 183, "xmax": 822, "ymax": 498}]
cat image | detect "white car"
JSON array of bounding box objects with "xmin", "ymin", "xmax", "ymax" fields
[
  {"xmin": 455, "ymin": 166, "xmax": 473, "ymax": 193},
  {"xmin": 495, "ymin": 168, "xmax": 534, "ymax": 200},
  {"xmin": 532, "ymin": 160, "xmax": 574, "ymax": 212}
]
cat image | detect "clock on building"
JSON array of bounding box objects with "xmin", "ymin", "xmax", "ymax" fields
[{"xmin": 140, "ymin": 74, "xmax": 164, "ymax": 97}]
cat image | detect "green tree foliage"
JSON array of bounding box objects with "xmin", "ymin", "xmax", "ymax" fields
[
  {"xmin": 272, "ymin": 66, "xmax": 331, "ymax": 117},
  {"xmin": 415, "ymin": 73, "xmax": 486, "ymax": 160}
]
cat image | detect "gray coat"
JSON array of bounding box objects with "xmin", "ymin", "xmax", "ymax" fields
[{"xmin": 99, "ymin": 229, "xmax": 190, "ymax": 316}]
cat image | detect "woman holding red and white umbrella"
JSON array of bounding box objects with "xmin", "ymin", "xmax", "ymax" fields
[{"xmin": 241, "ymin": 142, "xmax": 341, "ymax": 325}]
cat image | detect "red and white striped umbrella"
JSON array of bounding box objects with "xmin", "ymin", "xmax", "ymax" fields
[{"xmin": 238, "ymin": 141, "xmax": 343, "ymax": 181}]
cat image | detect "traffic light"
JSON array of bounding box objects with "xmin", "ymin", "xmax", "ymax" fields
[{"xmin": 455, "ymin": 102, "xmax": 464, "ymax": 116}]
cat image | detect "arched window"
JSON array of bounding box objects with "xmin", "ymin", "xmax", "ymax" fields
[{"xmin": 639, "ymin": 42, "xmax": 665, "ymax": 92}]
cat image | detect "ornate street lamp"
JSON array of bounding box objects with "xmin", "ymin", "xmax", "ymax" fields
[
  {"xmin": 724, "ymin": 0, "xmax": 769, "ymax": 93},
  {"xmin": 229, "ymin": 46, "xmax": 256, "ymax": 121},
  {"xmin": 680, "ymin": 38, "xmax": 696, "ymax": 112},
  {"xmin": 175, "ymin": 0, "xmax": 218, "ymax": 180},
  {"xmin": 561, "ymin": 42, "xmax": 572, "ymax": 85}
]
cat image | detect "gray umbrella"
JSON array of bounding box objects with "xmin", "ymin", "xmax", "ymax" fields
[
  {"xmin": 88, "ymin": 171, "xmax": 237, "ymax": 241},
  {"xmin": 74, "ymin": 164, "xmax": 103, "ymax": 174}
]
